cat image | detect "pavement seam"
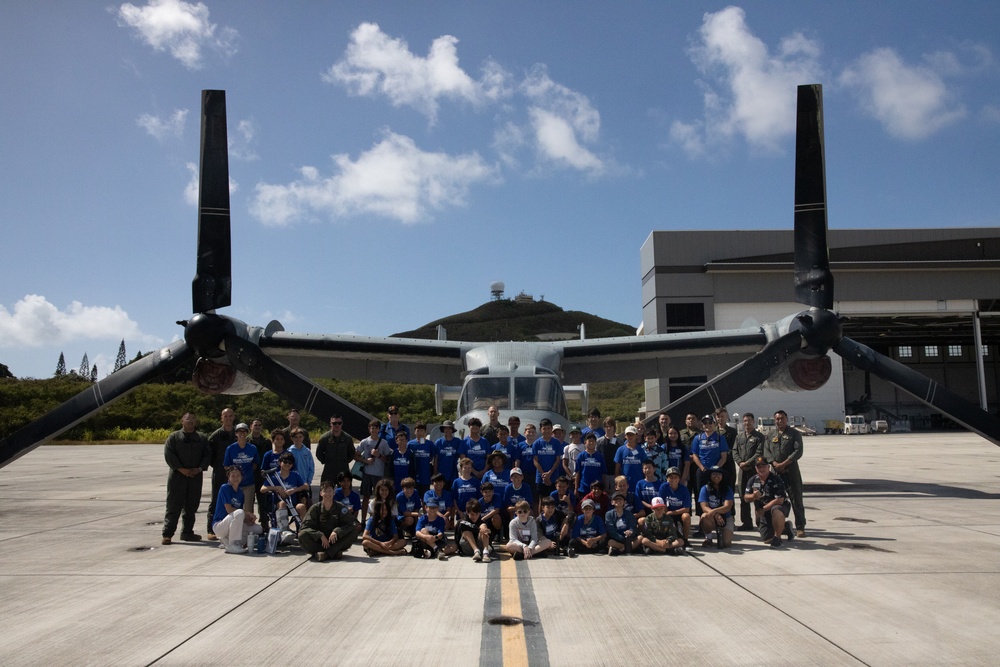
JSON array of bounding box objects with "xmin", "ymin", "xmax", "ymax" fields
[
  {"xmin": 688, "ymin": 552, "xmax": 873, "ymax": 666},
  {"xmin": 143, "ymin": 556, "xmax": 310, "ymax": 666}
]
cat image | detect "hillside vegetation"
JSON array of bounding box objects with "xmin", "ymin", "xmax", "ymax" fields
[{"xmin": 0, "ymin": 300, "xmax": 645, "ymax": 442}]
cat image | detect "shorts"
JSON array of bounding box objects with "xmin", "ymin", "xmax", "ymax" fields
[
  {"xmin": 708, "ymin": 514, "xmax": 735, "ymax": 535},
  {"xmin": 758, "ymin": 504, "xmax": 790, "ymax": 540},
  {"xmin": 360, "ymin": 473, "xmax": 381, "ymax": 496}
]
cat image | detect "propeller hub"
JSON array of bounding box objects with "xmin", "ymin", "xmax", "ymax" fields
[
  {"xmin": 792, "ymin": 308, "xmax": 842, "ymax": 355},
  {"xmin": 183, "ymin": 313, "xmax": 230, "ymax": 359}
]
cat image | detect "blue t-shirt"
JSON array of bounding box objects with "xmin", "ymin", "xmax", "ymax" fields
[
  {"xmin": 664, "ymin": 441, "xmax": 689, "ymax": 473},
  {"xmin": 365, "ymin": 515, "xmax": 397, "ymax": 541},
  {"xmin": 408, "ymin": 439, "xmax": 436, "ymax": 486},
  {"xmin": 691, "ymin": 432, "xmax": 729, "ymax": 469},
  {"xmin": 492, "ymin": 440, "xmax": 521, "ymax": 471},
  {"xmin": 503, "ymin": 483, "xmax": 533, "ymax": 509},
  {"xmin": 482, "ymin": 469, "xmax": 511, "ymax": 497},
  {"xmin": 434, "ymin": 437, "xmax": 462, "ymax": 483},
  {"xmin": 423, "ymin": 488, "xmax": 453, "ymax": 511},
  {"xmin": 267, "ymin": 470, "xmax": 305, "ymax": 507},
  {"xmin": 549, "ymin": 489, "xmax": 577, "ymax": 516},
  {"xmin": 288, "ymin": 444, "xmax": 315, "ymax": 485},
  {"xmin": 381, "ymin": 422, "xmax": 410, "ymax": 451},
  {"xmin": 575, "ymin": 451, "xmax": 606, "ymax": 494},
  {"xmin": 572, "ymin": 514, "xmax": 606, "ymax": 539},
  {"xmin": 478, "ymin": 493, "xmax": 503, "ymax": 517},
  {"xmin": 223, "ymin": 442, "xmax": 258, "ymax": 488},
  {"xmin": 635, "ymin": 479, "xmax": 661, "ymax": 510},
  {"xmin": 395, "ymin": 489, "xmax": 423, "ymax": 517},
  {"xmin": 614, "ymin": 445, "xmax": 648, "ymax": 489},
  {"xmin": 333, "ymin": 488, "xmax": 361, "ymax": 513},
  {"xmin": 416, "ymin": 513, "xmax": 447, "ymax": 537},
  {"xmin": 531, "ymin": 437, "xmax": 565, "ymax": 485},
  {"xmin": 698, "ymin": 484, "xmax": 735, "ymax": 518},
  {"xmin": 581, "ymin": 427, "xmax": 606, "ymax": 441},
  {"xmin": 390, "ymin": 448, "xmax": 414, "ymax": 493},
  {"xmin": 537, "ymin": 512, "xmax": 564, "ymax": 542},
  {"xmin": 659, "ymin": 483, "xmax": 691, "ymax": 512},
  {"xmin": 460, "ymin": 437, "xmax": 490, "ymax": 473},
  {"xmin": 261, "ymin": 450, "xmax": 282, "ymax": 473},
  {"xmin": 452, "ymin": 476, "xmax": 482, "ymax": 513},
  {"xmin": 212, "ymin": 483, "xmax": 243, "ymax": 524}
]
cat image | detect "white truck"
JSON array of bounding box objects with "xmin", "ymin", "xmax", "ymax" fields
[{"xmin": 843, "ymin": 415, "xmax": 869, "ymax": 435}]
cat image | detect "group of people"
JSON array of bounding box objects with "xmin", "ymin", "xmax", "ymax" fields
[{"xmin": 161, "ymin": 403, "xmax": 806, "ymax": 561}]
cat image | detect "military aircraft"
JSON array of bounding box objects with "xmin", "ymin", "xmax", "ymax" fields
[{"xmin": 2, "ymin": 85, "xmax": 999, "ymax": 469}]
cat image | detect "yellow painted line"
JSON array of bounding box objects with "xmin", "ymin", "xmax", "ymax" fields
[{"xmin": 500, "ymin": 556, "xmax": 529, "ymax": 667}]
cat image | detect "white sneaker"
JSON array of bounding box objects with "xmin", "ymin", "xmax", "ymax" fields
[
  {"xmin": 225, "ymin": 544, "xmax": 248, "ymax": 554},
  {"xmin": 482, "ymin": 550, "xmax": 491, "ymax": 563}
]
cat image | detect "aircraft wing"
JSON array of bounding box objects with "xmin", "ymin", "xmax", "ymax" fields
[
  {"xmin": 555, "ymin": 327, "xmax": 769, "ymax": 383},
  {"xmin": 260, "ymin": 332, "xmax": 469, "ymax": 385}
]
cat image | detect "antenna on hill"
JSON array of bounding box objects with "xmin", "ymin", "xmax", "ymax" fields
[{"xmin": 490, "ymin": 281, "xmax": 505, "ymax": 301}]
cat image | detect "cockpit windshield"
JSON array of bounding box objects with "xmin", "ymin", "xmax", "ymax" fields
[
  {"xmin": 458, "ymin": 375, "xmax": 568, "ymax": 417},
  {"xmin": 513, "ymin": 376, "xmax": 567, "ymax": 415},
  {"xmin": 459, "ymin": 377, "xmax": 511, "ymax": 414}
]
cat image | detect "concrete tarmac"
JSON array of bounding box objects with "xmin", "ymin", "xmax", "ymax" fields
[{"xmin": 2, "ymin": 433, "xmax": 999, "ymax": 666}]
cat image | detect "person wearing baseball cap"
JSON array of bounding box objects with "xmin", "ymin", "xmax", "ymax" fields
[
  {"xmin": 567, "ymin": 497, "xmax": 606, "ymax": 557},
  {"xmin": 606, "ymin": 491, "xmax": 638, "ymax": 555},
  {"xmin": 690, "ymin": 414, "xmax": 729, "ymax": 521},
  {"xmin": 638, "ymin": 497, "xmax": 685, "ymax": 555},
  {"xmin": 502, "ymin": 467, "xmax": 533, "ymax": 524},
  {"xmin": 743, "ymin": 456, "xmax": 793, "ymax": 547},
  {"xmin": 658, "ymin": 466, "xmax": 692, "ymax": 547},
  {"xmin": 223, "ymin": 421, "xmax": 259, "ymax": 512}
]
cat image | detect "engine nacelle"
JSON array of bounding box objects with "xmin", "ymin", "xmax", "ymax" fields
[{"xmin": 761, "ymin": 353, "xmax": 832, "ymax": 392}]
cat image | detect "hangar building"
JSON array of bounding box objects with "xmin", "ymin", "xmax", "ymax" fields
[{"xmin": 640, "ymin": 228, "xmax": 1000, "ymax": 431}]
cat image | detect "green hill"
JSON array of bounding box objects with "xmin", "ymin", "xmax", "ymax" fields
[{"xmin": 393, "ymin": 299, "xmax": 636, "ymax": 341}]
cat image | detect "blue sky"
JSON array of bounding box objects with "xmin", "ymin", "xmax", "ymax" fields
[{"xmin": 1, "ymin": 2, "xmax": 998, "ymax": 380}]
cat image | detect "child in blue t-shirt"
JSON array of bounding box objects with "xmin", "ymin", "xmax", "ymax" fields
[
  {"xmin": 212, "ymin": 466, "xmax": 262, "ymax": 554},
  {"xmin": 478, "ymin": 482, "xmax": 504, "ymax": 543},
  {"xmin": 333, "ymin": 471, "xmax": 361, "ymax": 524},
  {"xmin": 362, "ymin": 498, "xmax": 407, "ymax": 557},
  {"xmin": 423, "ymin": 474, "xmax": 454, "ymax": 528},
  {"xmin": 567, "ymin": 498, "xmax": 606, "ymax": 557},
  {"xmin": 395, "ymin": 477, "xmax": 423, "ymax": 537},
  {"xmin": 413, "ymin": 501, "xmax": 457, "ymax": 560}
]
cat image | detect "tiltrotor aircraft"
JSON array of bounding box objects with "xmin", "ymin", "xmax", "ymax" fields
[{"xmin": 2, "ymin": 84, "xmax": 998, "ymax": 468}]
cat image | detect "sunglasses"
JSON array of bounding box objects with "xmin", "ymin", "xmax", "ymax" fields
[
  {"xmin": 331, "ymin": 421, "xmax": 343, "ymax": 426},
  {"xmin": 388, "ymin": 410, "xmax": 399, "ymax": 415}
]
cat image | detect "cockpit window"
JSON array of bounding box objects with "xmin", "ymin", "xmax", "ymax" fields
[
  {"xmin": 513, "ymin": 376, "xmax": 567, "ymax": 415},
  {"xmin": 459, "ymin": 377, "xmax": 511, "ymax": 414}
]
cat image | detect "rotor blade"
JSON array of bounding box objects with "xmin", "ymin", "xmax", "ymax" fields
[
  {"xmin": 191, "ymin": 89, "xmax": 232, "ymax": 314},
  {"xmin": 223, "ymin": 334, "xmax": 375, "ymax": 440},
  {"xmin": 643, "ymin": 331, "xmax": 803, "ymax": 429},
  {"xmin": 834, "ymin": 337, "xmax": 1000, "ymax": 447},
  {"xmin": 794, "ymin": 83, "xmax": 833, "ymax": 310},
  {"xmin": 0, "ymin": 341, "xmax": 194, "ymax": 469}
]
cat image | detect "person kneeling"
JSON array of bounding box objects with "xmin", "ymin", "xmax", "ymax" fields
[
  {"xmin": 638, "ymin": 497, "xmax": 684, "ymax": 555},
  {"xmin": 212, "ymin": 466, "xmax": 263, "ymax": 554},
  {"xmin": 698, "ymin": 467, "xmax": 735, "ymax": 549},
  {"xmin": 299, "ymin": 480, "xmax": 359, "ymax": 561},
  {"xmin": 744, "ymin": 456, "xmax": 793, "ymax": 548},
  {"xmin": 506, "ymin": 501, "xmax": 552, "ymax": 560},
  {"xmin": 413, "ymin": 501, "xmax": 457, "ymax": 560}
]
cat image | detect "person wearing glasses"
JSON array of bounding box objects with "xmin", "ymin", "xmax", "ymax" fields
[
  {"xmin": 316, "ymin": 414, "xmax": 354, "ymax": 486},
  {"xmin": 380, "ymin": 405, "xmax": 410, "ymax": 450},
  {"xmin": 505, "ymin": 500, "xmax": 552, "ymax": 560}
]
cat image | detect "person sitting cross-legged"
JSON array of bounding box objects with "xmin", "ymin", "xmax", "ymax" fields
[
  {"xmin": 638, "ymin": 496, "xmax": 685, "ymax": 555},
  {"xmin": 299, "ymin": 480, "xmax": 359, "ymax": 561}
]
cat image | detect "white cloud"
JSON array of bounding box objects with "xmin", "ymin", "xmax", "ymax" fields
[
  {"xmin": 528, "ymin": 108, "xmax": 603, "ymax": 171},
  {"xmin": 184, "ymin": 162, "xmax": 238, "ymax": 206},
  {"xmin": 249, "ymin": 131, "xmax": 498, "ymax": 225},
  {"xmin": 116, "ymin": 0, "xmax": 237, "ymax": 70},
  {"xmin": 839, "ymin": 47, "xmax": 967, "ymax": 140},
  {"xmin": 137, "ymin": 108, "xmax": 188, "ymax": 140},
  {"xmin": 323, "ymin": 22, "xmax": 511, "ymax": 122},
  {"xmin": 229, "ymin": 118, "xmax": 258, "ymax": 161},
  {"xmin": 0, "ymin": 295, "xmax": 163, "ymax": 349},
  {"xmin": 673, "ymin": 6, "xmax": 823, "ymax": 156}
]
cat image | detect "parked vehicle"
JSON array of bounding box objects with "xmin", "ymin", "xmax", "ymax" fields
[
  {"xmin": 871, "ymin": 419, "xmax": 889, "ymax": 433},
  {"xmin": 843, "ymin": 415, "xmax": 869, "ymax": 435},
  {"xmin": 756, "ymin": 416, "xmax": 776, "ymax": 438},
  {"xmin": 791, "ymin": 416, "xmax": 817, "ymax": 436},
  {"xmin": 824, "ymin": 420, "xmax": 843, "ymax": 435}
]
